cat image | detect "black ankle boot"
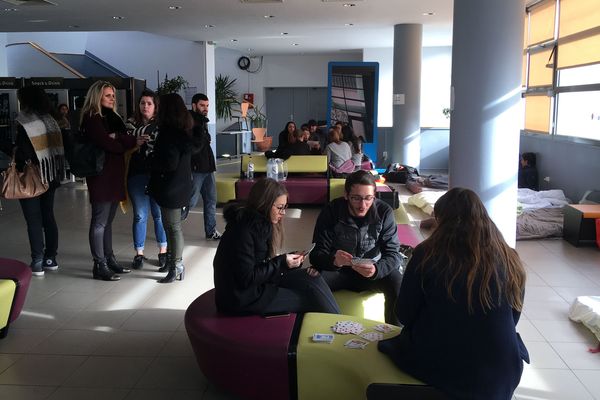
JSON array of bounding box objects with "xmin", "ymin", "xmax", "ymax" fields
[
  {"xmin": 107, "ymin": 255, "xmax": 131, "ymax": 274},
  {"xmin": 158, "ymin": 252, "xmax": 168, "ymax": 269},
  {"xmin": 158, "ymin": 260, "xmax": 184, "ymax": 283},
  {"xmin": 93, "ymin": 261, "xmax": 120, "ymax": 281},
  {"xmin": 158, "ymin": 253, "xmax": 171, "ymax": 273}
]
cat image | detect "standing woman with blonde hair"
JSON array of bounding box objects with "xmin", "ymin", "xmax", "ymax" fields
[
  {"xmin": 378, "ymin": 188, "xmax": 529, "ymax": 399},
  {"xmin": 81, "ymin": 80, "xmax": 145, "ymax": 281}
]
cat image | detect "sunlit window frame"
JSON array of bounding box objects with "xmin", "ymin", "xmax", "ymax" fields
[{"xmin": 522, "ymin": 0, "xmax": 600, "ymax": 145}]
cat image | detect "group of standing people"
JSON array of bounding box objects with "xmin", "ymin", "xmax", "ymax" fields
[
  {"xmin": 7, "ymin": 80, "xmax": 219, "ymax": 284},
  {"xmin": 213, "ymin": 170, "xmax": 529, "ymax": 399}
]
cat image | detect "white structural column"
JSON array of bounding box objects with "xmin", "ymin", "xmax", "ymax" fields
[
  {"xmin": 449, "ymin": 0, "xmax": 525, "ymax": 246},
  {"xmin": 200, "ymin": 41, "xmax": 217, "ymax": 156},
  {"xmin": 392, "ymin": 24, "xmax": 422, "ymax": 168}
]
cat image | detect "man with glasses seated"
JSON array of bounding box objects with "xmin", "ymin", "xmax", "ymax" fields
[{"xmin": 309, "ymin": 170, "xmax": 403, "ymax": 324}]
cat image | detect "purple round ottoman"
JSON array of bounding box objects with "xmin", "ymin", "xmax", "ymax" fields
[
  {"xmin": 0, "ymin": 257, "xmax": 32, "ymax": 323},
  {"xmin": 185, "ymin": 289, "xmax": 298, "ymax": 400}
]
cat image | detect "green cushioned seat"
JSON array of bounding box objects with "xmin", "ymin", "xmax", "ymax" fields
[
  {"xmin": 333, "ymin": 290, "xmax": 385, "ymax": 322},
  {"xmin": 215, "ymin": 173, "xmax": 239, "ymax": 204},
  {"xmin": 296, "ymin": 312, "xmax": 423, "ymax": 400},
  {"xmin": 0, "ymin": 279, "xmax": 16, "ymax": 338}
]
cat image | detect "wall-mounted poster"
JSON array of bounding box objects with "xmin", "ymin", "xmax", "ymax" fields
[{"xmin": 327, "ymin": 62, "xmax": 379, "ymax": 163}]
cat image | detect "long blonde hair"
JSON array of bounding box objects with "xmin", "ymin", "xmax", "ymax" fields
[
  {"xmin": 80, "ymin": 80, "xmax": 118, "ymax": 125},
  {"xmin": 419, "ymin": 187, "xmax": 526, "ymax": 313}
]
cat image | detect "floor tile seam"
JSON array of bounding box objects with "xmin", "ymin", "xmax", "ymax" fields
[
  {"xmin": 547, "ymin": 340, "xmax": 600, "ymax": 371},
  {"xmin": 569, "ymin": 369, "xmax": 598, "ymax": 399}
]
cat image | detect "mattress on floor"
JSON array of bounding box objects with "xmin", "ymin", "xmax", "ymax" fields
[
  {"xmin": 569, "ymin": 296, "xmax": 600, "ymax": 341},
  {"xmin": 406, "ymin": 190, "xmax": 445, "ymax": 216},
  {"xmin": 516, "ymin": 207, "xmax": 564, "ymax": 240}
]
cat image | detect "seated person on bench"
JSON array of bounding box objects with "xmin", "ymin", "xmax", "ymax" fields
[
  {"xmin": 213, "ymin": 178, "xmax": 340, "ymax": 316},
  {"xmin": 309, "ymin": 170, "xmax": 403, "ymax": 324},
  {"xmin": 378, "ymin": 188, "xmax": 530, "ymax": 400}
]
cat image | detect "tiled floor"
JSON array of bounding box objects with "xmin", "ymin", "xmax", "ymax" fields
[{"xmin": 1, "ymin": 163, "xmax": 600, "ymax": 399}]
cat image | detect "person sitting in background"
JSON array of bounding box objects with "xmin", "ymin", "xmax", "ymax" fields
[
  {"xmin": 277, "ymin": 121, "xmax": 296, "ymax": 149},
  {"xmin": 307, "ymin": 119, "xmax": 326, "ymax": 154},
  {"xmin": 518, "ymin": 152, "xmax": 538, "ymax": 191},
  {"xmin": 213, "ymin": 178, "xmax": 340, "ymax": 316},
  {"xmin": 55, "ymin": 103, "xmax": 71, "ymax": 130},
  {"xmin": 348, "ymin": 135, "xmax": 363, "ymax": 171},
  {"xmin": 378, "ymin": 187, "xmax": 529, "ymax": 400},
  {"xmin": 266, "ymin": 128, "xmax": 316, "ymax": 160},
  {"xmin": 326, "ymin": 127, "xmax": 353, "ymax": 175}
]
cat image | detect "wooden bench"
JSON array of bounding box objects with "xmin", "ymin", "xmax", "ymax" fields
[{"xmin": 563, "ymin": 204, "xmax": 600, "ymax": 247}]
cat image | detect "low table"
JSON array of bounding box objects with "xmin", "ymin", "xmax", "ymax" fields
[{"xmin": 563, "ymin": 204, "xmax": 600, "ymax": 247}]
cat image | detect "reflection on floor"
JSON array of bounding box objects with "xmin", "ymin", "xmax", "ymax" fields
[{"xmin": 1, "ymin": 166, "xmax": 600, "ymax": 399}]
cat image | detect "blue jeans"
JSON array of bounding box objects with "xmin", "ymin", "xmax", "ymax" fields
[
  {"xmin": 189, "ymin": 172, "xmax": 217, "ymax": 236},
  {"xmin": 128, "ymin": 174, "xmax": 167, "ymax": 252}
]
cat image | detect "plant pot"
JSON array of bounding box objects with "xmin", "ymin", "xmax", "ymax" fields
[
  {"xmin": 252, "ymin": 127, "xmax": 267, "ymax": 142},
  {"xmin": 255, "ymin": 136, "xmax": 273, "ymax": 152}
]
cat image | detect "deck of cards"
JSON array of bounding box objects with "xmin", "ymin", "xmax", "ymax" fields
[
  {"xmin": 344, "ymin": 338, "xmax": 369, "ymax": 349},
  {"xmin": 332, "ymin": 320, "xmax": 364, "ymax": 335},
  {"xmin": 312, "ymin": 333, "xmax": 335, "ymax": 343},
  {"xmin": 374, "ymin": 323, "xmax": 395, "ymax": 333}
]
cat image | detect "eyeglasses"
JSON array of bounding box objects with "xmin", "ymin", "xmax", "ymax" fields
[
  {"xmin": 273, "ymin": 204, "xmax": 288, "ymax": 213},
  {"xmin": 348, "ymin": 195, "xmax": 375, "ymax": 203}
]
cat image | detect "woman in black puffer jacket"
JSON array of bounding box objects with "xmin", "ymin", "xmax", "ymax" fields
[
  {"xmin": 147, "ymin": 93, "xmax": 193, "ymax": 284},
  {"xmin": 213, "ymin": 178, "xmax": 340, "ymax": 315}
]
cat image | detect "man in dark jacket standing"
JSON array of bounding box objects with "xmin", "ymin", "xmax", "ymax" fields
[
  {"xmin": 309, "ymin": 170, "xmax": 403, "ymax": 324},
  {"xmin": 185, "ymin": 93, "xmax": 221, "ymax": 240}
]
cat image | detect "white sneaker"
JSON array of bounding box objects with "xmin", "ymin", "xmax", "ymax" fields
[{"xmin": 206, "ymin": 230, "xmax": 222, "ymax": 240}]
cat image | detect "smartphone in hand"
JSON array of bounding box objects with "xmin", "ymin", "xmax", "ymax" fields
[{"xmin": 300, "ymin": 243, "xmax": 316, "ymax": 257}]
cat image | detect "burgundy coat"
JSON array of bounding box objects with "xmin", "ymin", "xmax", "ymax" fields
[{"xmin": 82, "ymin": 111, "xmax": 136, "ymax": 203}]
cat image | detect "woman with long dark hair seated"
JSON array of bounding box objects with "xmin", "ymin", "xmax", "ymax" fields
[
  {"xmin": 213, "ymin": 178, "xmax": 340, "ymax": 315},
  {"xmin": 378, "ymin": 188, "xmax": 529, "ymax": 400}
]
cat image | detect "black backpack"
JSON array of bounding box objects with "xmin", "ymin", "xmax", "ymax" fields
[{"xmin": 62, "ymin": 128, "xmax": 105, "ymax": 178}]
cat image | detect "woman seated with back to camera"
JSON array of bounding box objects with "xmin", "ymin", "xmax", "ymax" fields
[
  {"xmin": 378, "ymin": 187, "xmax": 529, "ymax": 400},
  {"xmin": 213, "ymin": 178, "xmax": 340, "ymax": 315}
]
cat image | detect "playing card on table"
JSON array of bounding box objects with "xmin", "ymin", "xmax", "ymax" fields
[
  {"xmin": 312, "ymin": 333, "xmax": 334, "ymax": 343},
  {"xmin": 374, "ymin": 324, "xmax": 395, "ymax": 333},
  {"xmin": 344, "ymin": 338, "xmax": 369, "ymax": 349},
  {"xmin": 359, "ymin": 331, "xmax": 384, "ymax": 342},
  {"xmin": 332, "ymin": 321, "xmax": 364, "ymax": 335}
]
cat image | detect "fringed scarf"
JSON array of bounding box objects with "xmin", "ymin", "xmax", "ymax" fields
[{"xmin": 16, "ymin": 112, "xmax": 65, "ymax": 185}]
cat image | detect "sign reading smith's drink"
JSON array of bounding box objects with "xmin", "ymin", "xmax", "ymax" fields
[{"xmin": 26, "ymin": 78, "xmax": 64, "ymax": 87}]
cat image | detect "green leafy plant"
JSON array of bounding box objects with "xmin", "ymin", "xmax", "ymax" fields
[
  {"xmin": 215, "ymin": 74, "xmax": 239, "ymax": 120},
  {"xmin": 248, "ymin": 103, "xmax": 267, "ymax": 129},
  {"xmin": 157, "ymin": 74, "xmax": 189, "ymax": 95}
]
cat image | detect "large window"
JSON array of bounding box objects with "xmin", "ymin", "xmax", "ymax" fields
[{"xmin": 523, "ymin": 0, "xmax": 600, "ymax": 141}]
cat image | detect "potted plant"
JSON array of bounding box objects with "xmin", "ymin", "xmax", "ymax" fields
[
  {"xmin": 215, "ymin": 74, "xmax": 239, "ymax": 121},
  {"xmin": 157, "ymin": 74, "xmax": 189, "ymax": 95}
]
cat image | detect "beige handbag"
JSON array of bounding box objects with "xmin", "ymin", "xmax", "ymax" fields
[{"xmin": 1, "ymin": 152, "xmax": 49, "ymax": 199}]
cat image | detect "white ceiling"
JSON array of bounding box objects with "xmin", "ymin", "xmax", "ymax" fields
[{"xmin": 0, "ymin": 0, "xmax": 453, "ymax": 54}]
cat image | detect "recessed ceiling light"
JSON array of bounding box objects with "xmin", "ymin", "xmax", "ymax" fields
[
  {"xmin": 422, "ymin": 12, "xmax": 434, "ymax": 16},
  {"xmin": 204, "ymin": 24, "xmax": 214, "ymax": 28},
  {"xmin": 280, "ymin": 32, "xmax": 288, "ymax": 35},
  {"xmin": 28, "ymin": 19, "xmax": 47, "ymax": 23},
  {"xmin": 343, "ymin": 3, "xmax": 356, "ymax": 7},
  {"xmin": 344, "ymin": 23, "xmax": 354, "ymax": 26},
  {"xmin": 68, "ymin": 25, "xmax": 80, "ymax": 28},
  {"xmin": 112, "ymin": 16, "xmax": 125, "ymax": 20},
  {"xmin": 231, "ymin": 39, "xmax": 238, "ymax": 42},
  {"xmin": 247, "ymin": 48, "xmax": 253, "ymax": 51},
  {"xmin": 3, "ymin": 8, "xmax": 18, "ymax": 11},
  {"xmin": 264, "ymin": 15, "xmax": 274, "ymax": 18},
  {"xmin": 292, "ymin": 43, "xmax": 299, "ymax": 46},
  {"xmin": 168, "ymin": 6, "xmax": 181, "ymax": 10}
]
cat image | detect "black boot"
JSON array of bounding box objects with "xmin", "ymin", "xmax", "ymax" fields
[
  {"xmin": 158, "ymin": 252, "xmax": 168, "ymax": 269},
  {"xmin": 158, "ymin": 260, "xmax": 185, "ymax": 283},
  {"xmin": 158, "ymin": 252, "xmax": 171, "ymax": 273},
  {"xmin": 93, "ymin": 261, "xmax": 120, "ymax": 281},
  {"xmin": 107, "ymin": 255, "xmax": 131, "ymax": 274}
]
